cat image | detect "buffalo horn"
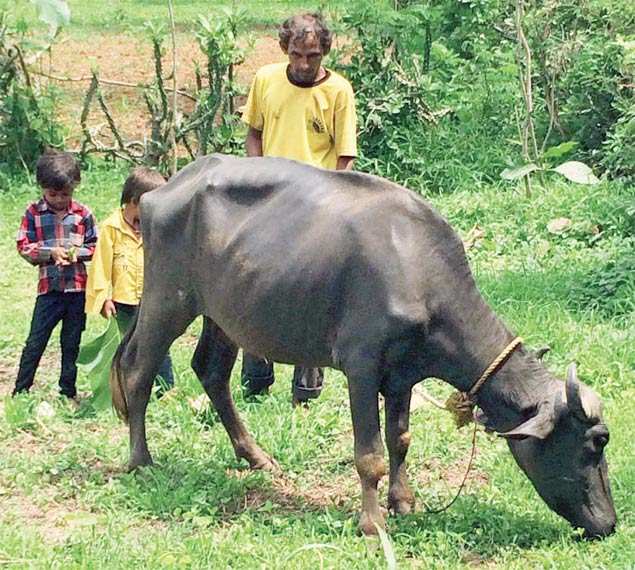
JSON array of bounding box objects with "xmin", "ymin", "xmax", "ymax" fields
[{"xmin": 565, "ymin": 362, "xmax": 585, "ymax": 419}]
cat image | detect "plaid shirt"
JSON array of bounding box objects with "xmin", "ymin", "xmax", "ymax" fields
[{"xmin": 16, "ymin": 198, "xmax": 98, "ymax": 295}]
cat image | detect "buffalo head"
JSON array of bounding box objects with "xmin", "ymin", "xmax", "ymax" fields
[{"xmin": 499, "ymin": 363, "xmax": 617, "ymax": 539}]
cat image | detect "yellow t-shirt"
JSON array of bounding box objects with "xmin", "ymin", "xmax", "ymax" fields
[
  {"xmin": 85, "ymin": 209, "xmax": 144, "ymax": 314},
  {"xmin": 242, "ymin": 63, "xmax": 357, "ymax": 169}
]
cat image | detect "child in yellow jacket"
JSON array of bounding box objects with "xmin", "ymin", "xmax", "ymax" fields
[{"xmin": 85, "ymin": 167, "xmax": 174, "ymax": 395}]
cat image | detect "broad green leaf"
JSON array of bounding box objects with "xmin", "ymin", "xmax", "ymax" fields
[
  {"xmin": 30, "ymin": 0, "xmax": 70, "ymax": 37},
  {"xmin": 500, "ymin": 163, "xmax": 541, "ymax": 180},
  {"xmin": 374, "ymin": 523, "xmax": 397, "ymax": 570},
  {"xmin": 77, "ymin": 318, "xmax": 121, "ymax": 411},
  {"xmin": 543, "ymin": 141, "xmax": 578, "ymax": 160},
  {"xmin": 552, "ymin": 161, "xmax": 600, "ymax": 185}
]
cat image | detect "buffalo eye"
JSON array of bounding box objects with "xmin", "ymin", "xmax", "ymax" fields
[
  {"xmin": 587, "ymin": 425, "xmax": 610, "ymax": 454},
  {"xmin": 593, "ymin": 433, "xmax": 609, "ymax": 450}
]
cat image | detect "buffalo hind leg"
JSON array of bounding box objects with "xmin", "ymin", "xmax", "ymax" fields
[
  {"xmin": 192, "ymin": 318, "xmax": 276, "ymax": 470},
  {"xmin": 384, "ymin": 385, "xmax": 415, "ymax": 515},
  {"xmin": 121, "ymin": 307, "xmax": 193, "ymax": 470},
  {"xmin": 347, "ymin": 368, "xmax": 387, "ymax": 535}
]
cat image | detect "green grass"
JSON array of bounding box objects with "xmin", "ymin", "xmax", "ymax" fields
[
  {"xmin": 0, "ymin": 0, "xmax": 363, "ymax": 37},
  {"xmin": 0, "ymin": 162, "xmax": 633, "ymax": 568}
]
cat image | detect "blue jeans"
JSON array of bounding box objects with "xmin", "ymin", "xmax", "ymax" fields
[
  {"xmin": 114, "ymin": 302, "xmax": 174, "ymax": 393},
  {"xmin": 241, "ymin": 353, "xmax": 323, "ymax": 402},
  {"xmin": 14, "ymin": 291, "xmax": 86, "ymax": 398}
]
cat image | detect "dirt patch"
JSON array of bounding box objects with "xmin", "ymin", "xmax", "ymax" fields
[
  {"xmin": 218, "ymin": 468, "xmax": 358, "ymax": 518},
  {"xmin": 0, "ymin": 484, "xmax": 86, "ymax": 544},
  {"xmin": 44, "ymin": 33, "xmax": 286, "ymax": 145},
  {"xmin": 414, "ymin": 449, "xmax": 490, "ymax": 508}
]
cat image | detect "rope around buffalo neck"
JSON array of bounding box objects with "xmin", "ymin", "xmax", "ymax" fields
[
  {"xmin": 445, "ymin": 336, "xmax": 524, "ymax": 429},
  {"xmin": 421, "ymin": 336, "xmax": 523, "ymax": 515}
]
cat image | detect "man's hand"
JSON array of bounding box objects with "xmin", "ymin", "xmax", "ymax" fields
[
  {"xmin": 336, "ymin": 156, "xmax": 355, "ymax": 171},
  {"xmin": 101, "ymin": 300, "xmax": 117, "ymax": 319},
  {"xmin": 51, "ymin": 247, "xmax": 70, "ymax": 266},
  {"xmin": 245, "ymin": 127, "xmax": 264, "ymax": 157}
]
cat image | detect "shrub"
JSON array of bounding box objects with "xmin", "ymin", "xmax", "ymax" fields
[{"xmin": 0, "ymin": 12, "xmax": 65, "ymax": 177}]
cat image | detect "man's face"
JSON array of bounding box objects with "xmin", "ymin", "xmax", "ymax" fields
[
  {"xmin": 286, "ymin": 34, "xmax": 324, "ymax": 84},
  {"xmin": 43, "ymin": 187, "xmax": 73, "ymax": 213}
]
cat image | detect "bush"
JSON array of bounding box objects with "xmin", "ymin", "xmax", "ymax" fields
[
  {"xmin": 333, "ymin": 1, "xmax": 518, "ymax": 193},
  {"xmin": 0, "ymin": 12, "xmax": 65, "ymax": 177}
]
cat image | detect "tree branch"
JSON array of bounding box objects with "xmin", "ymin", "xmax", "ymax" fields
[{"xmin": 28, "ymin": 68, "xmax": 197, "ymax": 102}]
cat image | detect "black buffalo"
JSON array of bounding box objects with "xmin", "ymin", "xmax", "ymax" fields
[{"xmin": 111, "ymin": 154, "xmax": 616, "ymax": 539}]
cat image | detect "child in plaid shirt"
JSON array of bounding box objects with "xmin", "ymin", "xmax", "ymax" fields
[{"xmin": 13, "ymin": 150, "xmax": 97, "ymax": 400}]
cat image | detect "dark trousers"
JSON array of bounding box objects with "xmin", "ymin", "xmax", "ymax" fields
[
  {"xmin": 241, "ymin": 353, "xmax": 324, "ymax": 402},
  {"xmin": 114, "ymin": 302, "xmax": 174, "ymax": 393},
  {"xmin": 14, "ymin": 291, "xmax": 86, "ymax": 398}
]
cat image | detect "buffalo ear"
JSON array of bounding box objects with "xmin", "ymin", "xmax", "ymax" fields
[
  {"xmin": 498, "ymin": 404, "xmax": 557, "ymax": 440},
  {"xmin": 534, "ymin": 346, "xmax": 551, "ymax": 361}
]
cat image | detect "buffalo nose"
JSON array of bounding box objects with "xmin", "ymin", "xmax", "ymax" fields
[{"xmin": 583, "ymin": 519, "xmax": 617, "ymax": 540}]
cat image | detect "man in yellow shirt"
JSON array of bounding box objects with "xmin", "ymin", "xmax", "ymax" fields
[
  {"xmin": 85, "ymin": 167, "xmax": 174, "ymax": 395},
  {"xmin": 241, "ymin": 12, "xmax": 358, "ymax": 405}
]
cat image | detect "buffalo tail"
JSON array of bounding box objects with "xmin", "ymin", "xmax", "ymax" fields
[{"xmin": 110, "ymin": 310, "xmax": 138, "ymax": 423}]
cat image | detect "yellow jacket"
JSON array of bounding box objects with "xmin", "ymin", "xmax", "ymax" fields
[{"xmin": 85, "ymin": 209, "xmax": 144, "ymax": 314}]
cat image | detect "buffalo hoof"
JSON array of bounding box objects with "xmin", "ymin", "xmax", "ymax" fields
[
  {"xmin": 248, "ymin": 453, "xmax": 279, "ymax": 472},
  {"xmin": 388, "ymin": 496, "xmax": 414, "ymax": 515},
  {"xmin": 127, "ymin": 456, "xmax": 153, "ymax": 473},
  {"xmin": 358, "ymin": 509, "xmax": 387, "ymax": 536}
]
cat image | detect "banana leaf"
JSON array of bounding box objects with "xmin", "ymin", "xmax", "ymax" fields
[{"xmin": 77, "ymin": 318, "xmax": 122, "ymax": 411}]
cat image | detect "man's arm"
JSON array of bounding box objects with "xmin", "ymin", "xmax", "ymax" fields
[
  {"xmin": 336, "ymin": 156, "xmax": 355, "ymax": 171},
  {"xmin": 245, "ymin": 126, "xmax": 263, "ymax": 157}
]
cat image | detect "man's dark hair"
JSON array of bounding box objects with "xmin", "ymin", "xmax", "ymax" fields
[
  {"xmin": 36, "ymin": 149, "xmax": 81, "ymax": 191},
  {"xmin": 121, "ymin": 167, "xmax": 166, "ymax": 205},
  {"xmin": 279, "ymin": 13, "xmax": 332, "ymax": 55}
]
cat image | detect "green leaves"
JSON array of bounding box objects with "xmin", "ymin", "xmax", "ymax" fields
[
  {"xmin": 500, "ymin": 160, "xmax": 600, "ymax": 185},
  {"xmin": 77, "ymin": 318, "xmax": 121, "ymax": 411},
  {"xmin": 543, "ymin": 141, "xmax": 578, "ymax": 160},
  {"xmin": 553, "ymin": 161, "xmax": 600, "ymax": 185},
  {"xmin": 29, "ymin": 0, "xmax": 70, "ymax": 37},
  {"xmin": 500, "ymin": 163, "xmax": 541, "ymax": 180}
]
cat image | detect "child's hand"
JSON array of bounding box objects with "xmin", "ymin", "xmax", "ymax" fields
[
  {"xmin": 51, "ymin": 247, "xmax": 70, "ymax": 266},
  {"xmin": 101, "ymin": 300, "xmax": 117, "ymax": 319}
]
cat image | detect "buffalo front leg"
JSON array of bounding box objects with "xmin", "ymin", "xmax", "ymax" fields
[
  {"xmin": 192, "ymin": 318, "xmax": 276, "ymax": 470},
  {"xmin": 347, "ymin": 371, "xmax": 387, "ymax": 535},
  {"xmin": 384, "ymin": 386, "xmax": 415, "ymax": 515}
]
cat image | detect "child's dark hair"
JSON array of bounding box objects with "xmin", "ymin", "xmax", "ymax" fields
[
  {"xmin": 36, "ymin": 149, "xmax": 81, "ymax": 191},
  {"xmin": 121, "ymin": 167, "xmax": 166, "ymax": 205}
]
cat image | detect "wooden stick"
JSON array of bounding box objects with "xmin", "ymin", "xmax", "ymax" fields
[
  {"xmin": 28, "ymin": 69, "xmax": 197, "ymax": 102},
  {"xmin": 167, "ymin": 0, "xmax": 178, "ymax": 175}
]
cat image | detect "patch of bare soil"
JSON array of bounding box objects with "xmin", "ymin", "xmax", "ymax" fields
[
  {"xmin": 414, "ymin": 448, "xmax": 489, "ymax": 505},
  {"xmin": 217, "ymin": 467, "xmax": 358, "ymax": 519},
  {"xmin": 43, "ymin": 33, "xmax": 286, "ymax": 145}
]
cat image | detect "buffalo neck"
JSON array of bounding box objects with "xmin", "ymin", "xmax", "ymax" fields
[{"xmin": 425, "ymin": 282, "xmax": 557, "ymax": 431}]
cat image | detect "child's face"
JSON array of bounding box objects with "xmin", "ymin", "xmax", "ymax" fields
[
  {"xmin": 123, "ymin": 201, "xmax": 141, "ymax": 232},
  {"xmin": 43, "ymin": 187, "xmax": 74, "ymax": 213}
]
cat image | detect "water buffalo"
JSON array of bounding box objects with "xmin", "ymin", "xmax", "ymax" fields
[{"xmin": 111, "ymin": 154, "xmax": 616, "ymax": 539}]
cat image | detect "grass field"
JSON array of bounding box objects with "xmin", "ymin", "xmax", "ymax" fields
[
  {"xmin": 0, "ymin": 0, "xmax": 361, "ymax": 36},
  {"xmin": 0, "ymin": 162, "xmax": 633, "ymax": 568}
]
